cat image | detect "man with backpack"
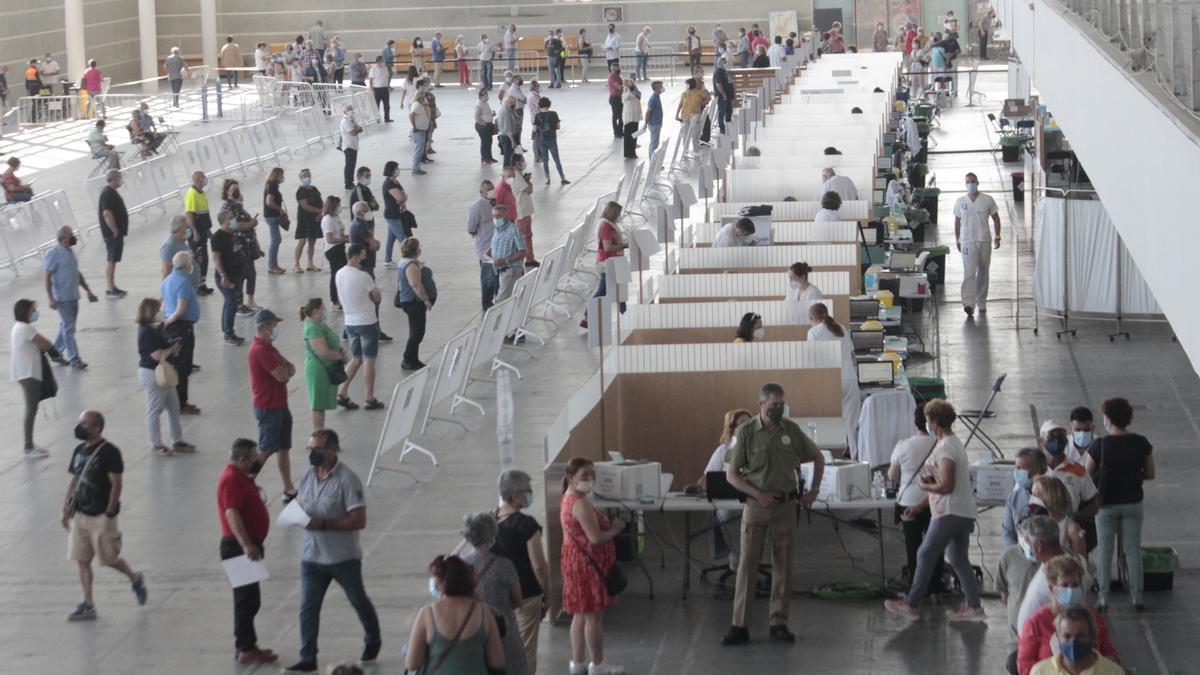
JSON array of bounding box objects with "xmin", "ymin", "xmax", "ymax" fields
[{"xmin": 61, "ymin": 410, "xmax": 148, "ymax": 621}]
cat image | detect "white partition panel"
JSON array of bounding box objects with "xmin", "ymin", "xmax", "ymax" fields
[
  {"xmin": 419, "ymin": 327, "xmax": 482, "ymax": 434},
  {"xmin": 624, "ymin": 300, "xmax": 814, "ymax": 333},
  {"xmin": 744, "ymin": 139, "xmax": 880, "ymax": 156},
  {"xmin": 754, "ymin": 126, "xmax": 881, "ymax": 144},
  {"xmin": 367, "ymin": 366, "xmax": 435, "ymax": 481},
  {"xmin": 725, "ymin": 168, "xmax": 873, "ymax": 202},
  {"xmin": 734, "ymin": 155, "xmax": 878, "ymax": 170},
  {"xmin": 763, "ymin": 114, "xmax": 881, "ymax": 129},
  {"xmin": 779, "ymin": 92, "xmax": 889, "ymax": 105},
  {"xmin": 676, "ymin": 243, "xmax": 857, "ymax": 271},
  {"xmin": 710, "ymin": 201, "xmax": 870, "ymax": 221},
  {"xmin": 692, "ymin": 221, "xmax": 859, "ymax": 245},
  {"xmin": 615, "ymin": 340, "xmax": 841, "ymax": 373},
  {"xmin": 654, "ymin": 270, "xmax": 850, "ymax": 299}
]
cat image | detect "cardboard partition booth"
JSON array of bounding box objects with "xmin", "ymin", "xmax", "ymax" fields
[
  {"xmin": 689, "ymin": 220, "xmax": 861, "ymax": 246},
  {"xmin": 710, "ymin": 200, "xmax": 871, "ymax": 222},
  {"xmin": 649, "ymin": 270, "xmax": 851, "ymax": 319},
  {"xmin": 724, "ymin": 167, "xmax": 875, "ymax": 203},
  {"xmin": 673, "ymin": 243, "xmax": 861, "ymax": 290},
  {"xmin": 619, "ymin": 300, "xmax": 820, "ymax": 345}
]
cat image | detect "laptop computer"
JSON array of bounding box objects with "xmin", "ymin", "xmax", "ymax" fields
[
  {"xmin": 850, "ymin": 298, "xmax": 882, "ymax": 322},
  {"xmin": 705, "ymin": 471, "xmax": 747, "ymax": 501},
  {"xmin": 851, "ymin": 329, "xmax": 885, "ymax": 353},
  {"xmin": 857, "ymin": 361, "xmax": 896, "ymax": 387}
]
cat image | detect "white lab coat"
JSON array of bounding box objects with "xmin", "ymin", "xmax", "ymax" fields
[
  {"xmin": 814, "ymin": 208, "xmax": 841, "ymax": 222},
  {"xmin": 785, "ymin": 282, "xmax": 824, "ymax": 323},
  {"xmin": 807, "ymin": 320, "xmax": 861, "ymax": 459},
  {"xmin": 821, "ymin": 175, "xmax": 859, "ymax": 202},
  {"xmin": 712, "ymin": 222, "xmax": 748, "ymax": 247}
]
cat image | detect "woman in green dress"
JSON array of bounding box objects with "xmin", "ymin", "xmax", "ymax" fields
[{"xmin": 299, "ymin": 297, "xmax": 354, "ymax": 430}]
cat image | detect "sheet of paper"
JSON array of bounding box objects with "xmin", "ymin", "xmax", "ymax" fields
[
  {"xmin": 276, "ymin": 498, "xmax": 311, "ymax": 528},
  {"xmin": 631, "ymin": 126, "xmax": 647, "ymax": 138},
  {"xmin": 222, "ymin": 555, "xmax": 269, "ymax": 589}
]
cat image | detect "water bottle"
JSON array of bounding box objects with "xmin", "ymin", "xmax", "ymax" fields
[
  {"xmin": 872, "ymin": 472, "xmax": 885, "ymax": 499},
  {"xmin": 807, "ymin": 420, "xmax": 818, "ymax": 440}
]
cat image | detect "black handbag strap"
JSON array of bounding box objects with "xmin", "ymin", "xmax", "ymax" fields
[{"xmin": 899, "ymin": 437, "xmax": 941, "ymax": 500}]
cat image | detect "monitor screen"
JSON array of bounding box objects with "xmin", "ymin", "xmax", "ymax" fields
[
  {"xmin": 850, "ymin": 299, "xmax": 881, "ymax": 321},
  {"xmin": 851, "ymin": 330, "xmax": 884, "ymax": 352},
  {"xmin": 857, "ymin": 361, "xmax": 894, "ymax": 385},
  {"xmin": 888, "ymin": 252, "xmax": 917, "ymax": 269}
]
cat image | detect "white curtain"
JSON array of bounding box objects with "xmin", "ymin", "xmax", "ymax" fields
[{"xmin": 1033, "ymin": 196, "xmax": 1162, "ymax": 315}]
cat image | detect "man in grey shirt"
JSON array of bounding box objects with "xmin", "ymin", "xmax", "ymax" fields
[
  {"xmin": 286, "ymin": 428, "xmax": 381, "ymax": 673},
  {"xmin": 164, "ymin": 47, "xmax": 187, "ymax": 107},
  {"xmin": 466, "ymin": 179, "xmax": 498, "ymax": 311}
]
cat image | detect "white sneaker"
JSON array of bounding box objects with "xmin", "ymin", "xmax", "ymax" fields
[
  {"xmin": 23, "ymin": 447, "xmax": 50, "ymax": 459},
  {"xmin": 569, "ymin": 661, "xmax": 588, "ymax": 675},
  {"xmin": 589, "ymin": 663, "xmax": 625, "ymax": 675}
]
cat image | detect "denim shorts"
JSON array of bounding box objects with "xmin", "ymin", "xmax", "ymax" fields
[
  {"xmin": 346, "ymin": 322, "xmax": 380, "ymax": 359},
  {"xmin": 253, "ymin": 406, "xmax": 293, "ymax": 454}
]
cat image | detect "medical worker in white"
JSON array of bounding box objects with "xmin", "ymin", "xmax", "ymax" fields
[{"xmin": 953, "ymin": 172, "xmax": 1001, "ymax": 317}]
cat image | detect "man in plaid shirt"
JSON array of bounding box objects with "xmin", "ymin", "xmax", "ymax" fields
[{"xmin": 488, "ymin": 204, "xmax": 526, "ymax": 302}]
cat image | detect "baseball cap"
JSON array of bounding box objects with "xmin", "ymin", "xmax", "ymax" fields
[
  {"xmin": 255, "ymin": 308, "xmax": 283, "ymax": 325},
  {"xmin": 1039, "ymin": 419, "xmax": 1064, "ymax": 437}
]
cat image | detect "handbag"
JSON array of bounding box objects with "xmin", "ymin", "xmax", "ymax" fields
[
  {"xmin": 154, "ymin": 360, "xmax": 179, "ymax": 388},
  {"xmin": 567, "ymin": 523, "xmax": 628, "ymax": 596},
  {"xmin": 38, "ymin": 353, "xmax": 58, "ymax": 401},
  {"xmin": 277, "ymin": 209, "xmax": 291, "ymax": 231},
  {"xmin": 304, "ymin": 329, "xmax": 347, "ymax": 385}
]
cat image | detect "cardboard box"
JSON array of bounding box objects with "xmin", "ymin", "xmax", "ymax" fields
[
  {"xmin": 594, "ymin": 461, "xmax": 663, "ymax": 502},
  {"xmin": 969, "ymin": 462, "xmax": 1015, "ymax": 503},
  {"xmin": 802, "ymin": 460, "xmax": 872, "ymax": 501}
]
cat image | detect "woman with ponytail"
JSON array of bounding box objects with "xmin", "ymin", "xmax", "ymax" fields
[{"xmin": 807, "ymin": 302, "xmax": 862, "ymax": 458}]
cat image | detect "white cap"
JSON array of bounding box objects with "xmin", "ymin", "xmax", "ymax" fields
[{"xmin": 1039, "ymin": 419, "xmax": 1064, "ymax": 437}]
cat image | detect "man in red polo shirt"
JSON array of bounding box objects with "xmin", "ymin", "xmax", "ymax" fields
[
  {"xmin": 247, "ymin": 309, "xmax": 297, "ymax": 501},
  {"xmin": 218, "ymin": 438, "xmax": 276, "ymax": 664}
]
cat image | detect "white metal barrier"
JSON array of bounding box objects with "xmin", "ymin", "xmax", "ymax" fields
[
  {"xmin": 85, "ymin": 154, "xmax": 180, "ymax": 219},
  {"xmin": 0, "ymin": 190, "xmax": 81, "ymax": 275}
]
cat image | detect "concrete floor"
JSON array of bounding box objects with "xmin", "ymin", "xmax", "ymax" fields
[{"xmin": 0, "ymin": 67, "xmax": 1195, "ymax": 674}]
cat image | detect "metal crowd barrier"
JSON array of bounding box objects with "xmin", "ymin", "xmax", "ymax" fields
[
  {"xmin": 0, "ymin": 190, "xmax": 82, "ymax": 275},
  {"xmin": 176, "ymin": 116, "xmax": 293, "ymax": 183},
  {"xmin": 266, "ymin": 80, "xmax": 369, "ymax": 114}
]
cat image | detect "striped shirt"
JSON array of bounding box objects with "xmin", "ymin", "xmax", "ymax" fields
[{"xmin": 490, "ymin": 220, "xmax": 526, "ymax": 271}]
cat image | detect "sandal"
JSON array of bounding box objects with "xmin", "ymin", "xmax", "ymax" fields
[
  {"xmin": 363, "ymin": 398, "xmax": 385, "ymax": 410},
  {"xmin": 292, "ymin": 265, "xmax": 304, "ymax": 273},
  {"xmin": 282, "ymin": 490, "xmax": 298, "ymax": 504},
  {"xmin": 306, "ymin": 266, "xmax": 322, "ymax": 272},
  {"xmin": 150, "ymin": 445, "xmax": 173, "ymax": 456},
  {"xmin": 337, "ymin": 395, "xmax": 359, "ymax": 410}
]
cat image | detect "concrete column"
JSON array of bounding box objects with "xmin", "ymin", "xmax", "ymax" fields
[
  {"xmin": 64, "ymin": 0, "xmax": 86, "ymax": 83},
  {"xmin": 201, "ymin": 0, "xmax": 218, "ymax": 68},
  {"xmin": 138, "ymin": 0, "xmax": 158, "ymax": 94}
]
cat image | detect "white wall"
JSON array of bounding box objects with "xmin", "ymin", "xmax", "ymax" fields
[{"xmin": 999, "ymin": 0, "xmax": 1200, "ymax": 370}]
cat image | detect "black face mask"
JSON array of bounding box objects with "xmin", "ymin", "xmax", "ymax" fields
[
  {"xmin": 309, "ymin": 449, "xmax": 326, "ymax": 467},
  {"xmin": 765, "ymin": 405, "xmax": 785, "ymax": 424},
  {"xmin": 67, "ymin": 236, "xmax": 78, "ymax": 246},
  {"xmin": 74, "ymin": 423, "xmax": 90, "ymax": 440},
  {"xmin": 248, "ymin": 459, "xmax": 264, "ymax": 475}
]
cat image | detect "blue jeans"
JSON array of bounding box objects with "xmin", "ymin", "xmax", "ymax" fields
[
  {"xmin": 636, "ymin": 52, "xmax": 649, "ymax": 79},
  {"xmin": 593, "ymin": 272, "xmax": 626, "ymax": 313},
  {"xmin": 481, "ymin": 61, "xmax": 494, "ymax": 89},
  {"xmin": 739, "ymin": 51, "xmax": 750, "ymax": 67},
  {"xmin": 904, "ymin": 514, "xmax": 981, "ymax": 609},
  {"xmin": 299, "ymin": 558, "xmax": 381, "ymax": 663},
  {"xmin": 506, "ymin": 48, "xmax": 517, "ymax": 71},
  {"xmin": 1096, "ymin": 502, "xmax": 1144, "ymax": 601},
  {"xmin": 264, "ymin": 216, "xmax": 281, "ymax": 269},
  {"xmin": 53, "ymin": 299, "xmax": 80, "ymax": 362},
  {"xmin": 411, "ymin": 130, "xmax": 427, "ymax": 172},
  {"xmin": 539, "ymin": 136, "xmax": 565, "ymax": 180},
  {"xmin": 648, "ymin": 123, "xmax": 662, "ymax": 158},
  {"xmin": 548, "ymin": 56, "xmax": 561, "ymax": 86},
  {"xmin": 383, "ymin": 218, "xmax": 409, "ymax": 263},
  {"xmin": 480, "ymin": 261, "xmax": 498, "ymax": 311},
  {"xmin": 217, "ymin": 274, "xmax": 241, "ymax": 336}
]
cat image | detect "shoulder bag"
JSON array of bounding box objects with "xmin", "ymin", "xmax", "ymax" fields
[
  {"xmin": 567, "ymin": 518, "xmax": 628, "ymax": 596},
  {"xmin": 277, "ymin": 207, "xmax": 291, "ymax": 231},
  {"xmin": 155, "ymin": 360, "xmax": 179, "ymax": 388},
  {"xmin": 39, "ymin": 352, "xmax": 58, "ymax": 400},
  {"xmin": 66, "ymin": 442, "xmax": 108, "ymax": 516},
  {"xmin": 304, "ymin": 328, "xmax": 347, "ymax": 385}
]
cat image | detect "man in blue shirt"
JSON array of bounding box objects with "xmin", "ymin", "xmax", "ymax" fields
[
  {"xmin": 42, "ymin": 226, "xmax": 97, "ymax": 369},
  {"xmin": 1003, "ymin": 447, "xmax": 1048, "ymax": 547},
  {"xmin": 162, "ymin": 248, "xmax": 203, "ymax": 414},
  {"xmin": 487, "ymin": 203, "xmax": 526, "ymax": 303},
  {"xmin": 645, "ymin": 80, "xmax": 664, "ymax": 159}
]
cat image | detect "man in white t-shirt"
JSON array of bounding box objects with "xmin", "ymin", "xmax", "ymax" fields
[
  {"xmin": 820, "ymin": 168, "xmax": 859, "ymax": 202},
  {"xmin": 368, "ymin": 56, "xmax": 392, "ymax": 123},
  {"xmin": 712, "ymin": 217, "xmax": 755, "ymax": 247},
  {"xmin": 953, "ymin": 171, "xmax": 1001, "ymax": 317},
  {"xmin": 767, "ymin": 36, "xmax": 786, "ymax": 68},
  {"xmin": 335, "ymin": 244, "xmax": 384, "ymax": 409},
  {"xmin": 603, "ymin": 25, "xmax": 622, "ymax": 68}
]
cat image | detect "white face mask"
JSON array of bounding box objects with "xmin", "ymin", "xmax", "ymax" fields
[
  {"xmin": 485, "ymin": 189, "xmax": 496, "ymax": 199},
  {"xmin": 789, "ymin": 279, "xmax": 801, "ymax": 289},
  {"xmin": 752, "ymin": 328, "xmax": 765, "ymax": 340},
  {"xmin": 574, "ymin": 479, "xmax": 594, "ymax": 494}
]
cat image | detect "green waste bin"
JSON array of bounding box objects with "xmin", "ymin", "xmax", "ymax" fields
[
  {"xmin": 1142, "ymin": 547, "xmax": 1179, "ymax": 591},
  {"xmin": 908, "ymin": 376, "xmax": 947, "ymax": 404},
  {"xmin": 1000, "ymin": 136, "xmax": 1024, "ymax": 162}
]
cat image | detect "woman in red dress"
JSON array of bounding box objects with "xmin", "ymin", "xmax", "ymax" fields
[{"xmin": 560, "ymin": 457, "xmax": 626, "ymax": 675}]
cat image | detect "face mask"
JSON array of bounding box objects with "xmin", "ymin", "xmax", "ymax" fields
[
  {"xmin": 74, "ymin": 423, "xmax": 90, "ymax": 440},
  {"xmin": 966, "ymin": 182, "xmax": 979, "ymax": 194},
  {"xmin": 1044, "ymin": 435, "xmax": 1066, "ymax": 456},
  {"xmin": 1019, "ymin": 538, "xmax": 1037, "ymax": 562},
  {"xmin": 1059, "ymin": 640, "xmax": 1094, "ymax": 664},
  {"xmin": 308, "ymin": 449, "xmax": 325, "ymax": 467},
  {"xmin": 789, "ymin": 279, "xmax": 801, "ymax": 289},
  {"xmin": 1069, "ymin": 431, "xmax": 1093, "ymax": 448},
  {"xmin": 1054, "ymin": 585, "xmax": 1084, "ymax": 607},
  {"xmin": 523, "ymin": 492, "xmax": 534, "ymax": 509},
  {"xmin": 1013, "ymin": 468, "xmax": 1032, "ymax": 490},
  {"xmin": 301, "ymin": 177, "xmax": 312, "ymax": 186},
  {"xmin": 29, "ymin": 310, "xmax": 39, "ymax": 322},
  {"xmin": 428, "ymin": 577, "xmax": 441, "ymax": 599},
  {"xmin": 270, "ymin": 326, "xmax": 280, "ymax": 342},
  {"xmin": 765, "ymin": 405, "xmax": 784, "ymax": 424},
  {"xmin": 67, "ymin": 236, "xmax": 78, "ymax": 246},
  {"xmin": 361, "ymin": 178, "xmax": 371, "ymax": 187},
  {"xmin": 574, "ymin": 480, "xmax": 594, "ymax": 494},
  {"xmin": 248, "ymin": 459, "xmax": 264, "ymax": 475},
  {"xmin": 485, "ymin": 189, "xmax": 496, "ymax": 199},
  {"xmin": 493, "ymin": 217, "xmax": 506, "ymax": 227},
  {"xmin": 752, "ymin": 328, "xmax": 765, "ymax": 340}
]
